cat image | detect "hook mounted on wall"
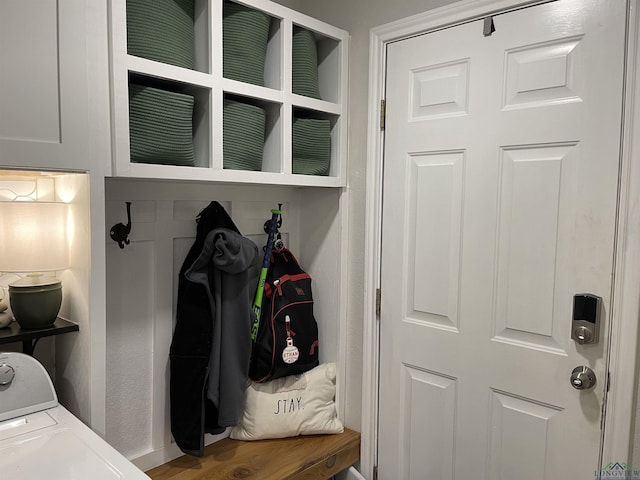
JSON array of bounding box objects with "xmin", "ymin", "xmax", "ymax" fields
[
  {"xmin": 263, "ymin": 203, "xmax": 284, "ymax": 250},
  {"xmin": 110, "ymin": 201, "xmax": 132, "ymax": 249}
]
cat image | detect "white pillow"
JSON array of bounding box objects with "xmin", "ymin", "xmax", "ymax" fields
[{"xmin": 230, "ymin": 363, "xmax": 344, "ymax": 440}]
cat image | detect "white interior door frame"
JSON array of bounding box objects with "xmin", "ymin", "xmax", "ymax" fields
[{"xmin": 363, "ymin": 0, "xmax": 640, "ymax": 477}]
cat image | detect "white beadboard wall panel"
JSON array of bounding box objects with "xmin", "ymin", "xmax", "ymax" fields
[
  {"xmin": 299, "ymin": 187, "xmax": 348, "ymax": 406},
  {"xmin": 105, "ymin": 239, "xmax": 155, "ymax": 458},
  {"xmin": 105, "ymin": 179, "xmax": 346, "ymax": 466}
]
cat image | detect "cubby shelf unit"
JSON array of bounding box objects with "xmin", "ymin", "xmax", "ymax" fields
[{"xmin": 110, "ymin": 0, "xmax": 349, "ymax": 187}]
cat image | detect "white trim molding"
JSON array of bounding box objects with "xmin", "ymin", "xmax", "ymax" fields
[
  {"xmin": 363, "ymin": 0, "xmax": 640, "ymax": 477},
  {"xmin": 361, "ymin": 26, "xmax": 386, "ymax": 479},
  {"xmin": 602, "ymin": 0, "xmax": 640, "ymax": 465}
]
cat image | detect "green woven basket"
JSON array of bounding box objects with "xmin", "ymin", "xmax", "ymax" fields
[
  {"xmin": 129, "ymin": 84, "xmax": 195, "ymax": 166},
  {"xmin": 292, "ymin": 117, "xmax": 331, "ymax": 175},
  {"xmin": 223, "ymin": 2, "xmax": 270, "ymax": 86},
  {"xmin": 223, "ymin": 98, "xmax": 266, "ymax": 171},
  {"xmin": 292, "ymin": 27, "xmax": 321, "ymax": 99},
  {"xmin": 127, "ymin": 0, "xmax": 195, "ymax": 70}
]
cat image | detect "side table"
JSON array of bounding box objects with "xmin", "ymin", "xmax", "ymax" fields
[{"xmin": 0, "ymin": 318, "xmax": 79, "ymax": 355}]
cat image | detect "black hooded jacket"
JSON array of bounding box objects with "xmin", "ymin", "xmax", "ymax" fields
[{"xmin": 169, "ymin": 201, "xmax": 259, "ymax": 456}]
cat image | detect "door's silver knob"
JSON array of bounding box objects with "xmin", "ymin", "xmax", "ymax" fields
[
  {"xmin": 573, "ymin": 326, "xmax": 593, "ymax": 344},
  {"xmin": 570, "ymin": 366, "xmax": 596, "ymax": 390}
]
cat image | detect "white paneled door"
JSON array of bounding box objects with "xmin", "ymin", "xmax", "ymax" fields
[{"xmin": 378, "ymin": 1, "xmax": 626, "ymax": 479}]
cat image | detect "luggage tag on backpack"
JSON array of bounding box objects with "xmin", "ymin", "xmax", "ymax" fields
[{"xmin": 282, "ymin": 315, "xmax": 299, "ymax": 364}]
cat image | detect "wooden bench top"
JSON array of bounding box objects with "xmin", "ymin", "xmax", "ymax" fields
[{"xmin": 145, "ymin": 428, "xmax": 361, "ymax": 480}]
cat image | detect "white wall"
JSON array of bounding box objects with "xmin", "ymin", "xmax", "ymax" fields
[{"xmin": 273, "ymin": 0, "xmax": 456, "ymax": 430}]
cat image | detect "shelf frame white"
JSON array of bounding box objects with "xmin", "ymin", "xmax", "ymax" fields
[{"xmin": 109, "ymin": 0, "xmax": 349, "ymax": 187}]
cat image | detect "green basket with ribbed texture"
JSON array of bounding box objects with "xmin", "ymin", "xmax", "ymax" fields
[
  {"xmin": 292, "ymin": 27, "xmax": 321, "ymax": 99},
  {"xmin": 129, "ymin": 84, "xmax": 195, "ymax": 166},
  {"xmin": 223, "ymin": 98, "xmax": 266, "ymax": 171},
  {"xmin": 127, "ymin": 0, "xmax": 195, "ymax": 70},
  {"xmin": 292, "ymin": 117, "xmax": 331, "ymax": 175},
  {"xmin": 223, "ymin": 2, "xmax": 270, "ymax": 86}
]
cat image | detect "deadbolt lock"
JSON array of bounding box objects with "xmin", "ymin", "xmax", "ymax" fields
[
  {"xmin": 571, "ymin": 294, "xmax": 601, "ymax": 345},
  {"xmin": 573, "ymin": 325, "xmax": 594, "ymax": 345}
]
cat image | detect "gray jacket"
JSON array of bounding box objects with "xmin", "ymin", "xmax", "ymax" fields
[{"xmin": 184, "ymin": 228, "xmax": 259, "ymax": 427}]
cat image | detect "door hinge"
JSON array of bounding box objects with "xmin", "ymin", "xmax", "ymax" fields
[
  {"xmin": 380, "ymin": 99, "xmax": 386, "ymax": 130},
  {"xmin": 376, "ymin": 288, "xmax": 381, "ymax": 316},
  {"xmin": 373, "ymin": 465, "xmax": 379, "ymax": 480}
]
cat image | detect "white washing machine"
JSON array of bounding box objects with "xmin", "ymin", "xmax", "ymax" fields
[{"xmin": 0, "ymin": 352, "xmax": 150, "ymax": 479}]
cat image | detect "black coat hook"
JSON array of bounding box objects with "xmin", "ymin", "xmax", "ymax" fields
[{"xmin": 110, "ymin": 201, "xmax": 132, "ymax": 249}]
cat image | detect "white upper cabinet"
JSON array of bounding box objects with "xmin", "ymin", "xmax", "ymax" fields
[
  {"xmin": 0, "ymin": 0, "xmax": 91, "ymax": 172},
  {"xmin": 110, "ymin": 0, "xmax": 349, "ymax": 186}
]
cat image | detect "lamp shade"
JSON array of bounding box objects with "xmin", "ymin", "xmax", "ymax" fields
[{"xmin": 0, "ymin": 202, "xmax": 70, "ymax": 272}]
